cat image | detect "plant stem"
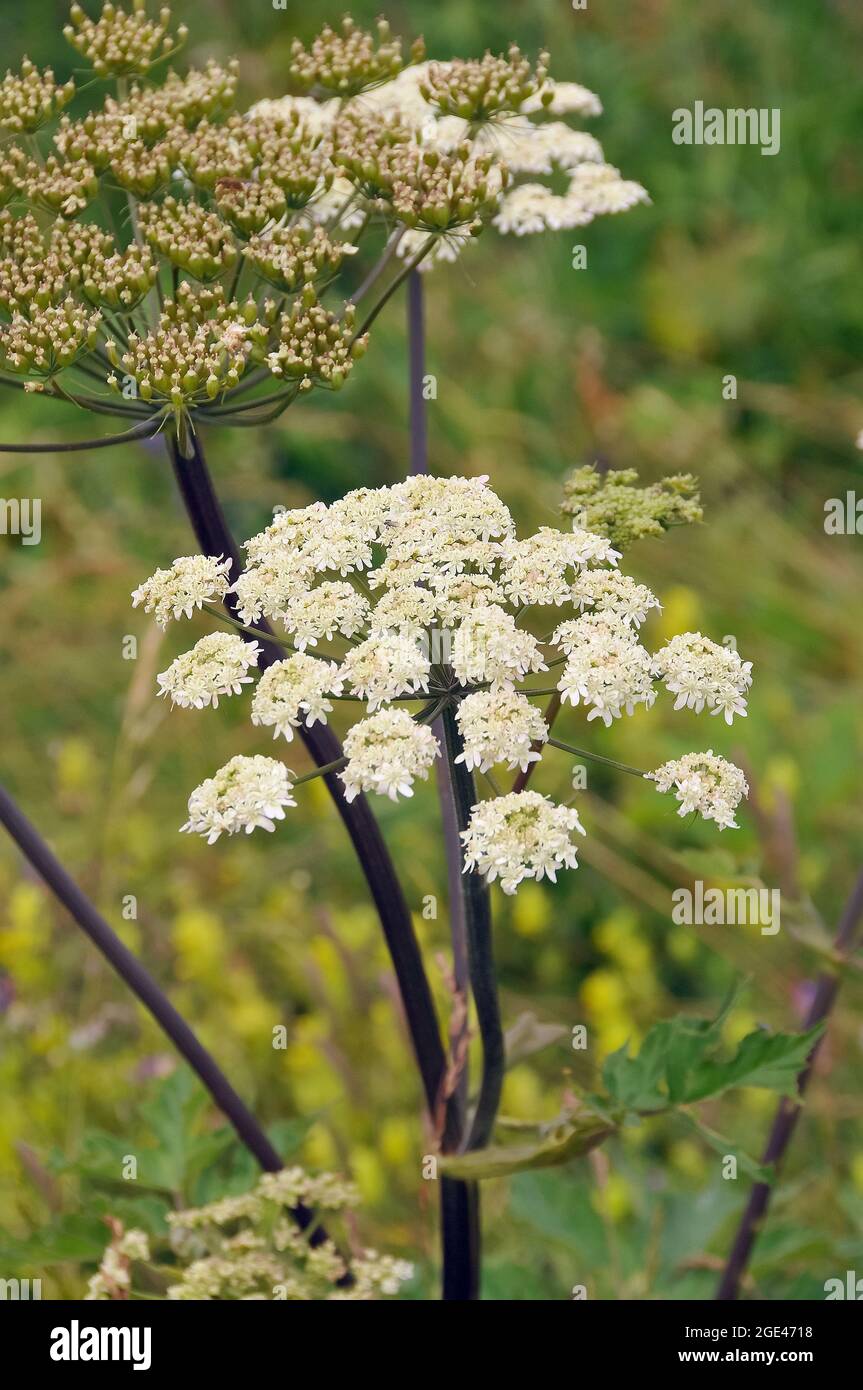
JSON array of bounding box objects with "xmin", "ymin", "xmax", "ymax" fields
[
  {"xmin": 441, "ymin": 705, "xmax": 505, "ymax": 1156},
  {"xmin": 348, "ymin": 226, "xmax": 407, "ymax": 311},
  {"xmin": 0, "ymin": 788, "xmax": 274, "ymax": 1168},
  {"xmin": 407, "ymin": 270, "xmax": 429, "ymax": 476},
  {"xmin": 0, "ymin": 416, "xmax": 163, "ymax": 453},
  {"xmin": 404, "ymin": 271, "xmax": 479, "ymax": 1296},
  {"xmin": 0, "ymin": 781, "xmax": 343, "ymax": 1256},
  {"xmin": 165, "ymin": 430, "xmax": 449, "ymax": 1127},
  {"xmin": 547, "ymin": 735, "xmax": 648, "ymax": 779},
  {"xmin": 512, "ymin": 692, "xmax": 561, "ymax": 794},
  {"xmin": 716, "ymin": 866, "xmax": 863, "ymax": 1300},
  {"xmin": 355, "ymin": 235, "xmax": 436, "ymax": 340}
]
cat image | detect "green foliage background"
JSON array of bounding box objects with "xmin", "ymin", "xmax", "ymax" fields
[{"xmin": 0, "ymin": 0, "xmax": 861, "ymax": 1298}]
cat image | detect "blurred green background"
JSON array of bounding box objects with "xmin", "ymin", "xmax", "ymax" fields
[{"xmin": 1, "ymin": 0, "xmax": 862, "ymax": 1298}]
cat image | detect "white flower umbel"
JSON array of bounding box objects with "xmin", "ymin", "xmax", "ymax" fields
[
  {"xmin": 340, "ymin": 632, "xmax": 430, "ymax": 710},
  {"xmin": 132, "ymin": 555, "xmax": 232, "ymax": 628},
  {"xmin": 157, "ymin": 632, "xmax": 261, "ymax": 709},
  {"xmin": 251, "ymin": 654, "xmax": 344, "ymax": 741},
  {"xmin": 501, "ymin": 525, "xmax": 619, "ymax": 606},
  {"xmin": 451, "ymin": 607, "xmax": 547, "ymax": 690},
  {"xmin": 554, "ymin": 612, "xmax": 656, "ymax": 726},
  {"xmin": 455, "ymin": 690, "xmax": 547, "ymax": 773},
  {"xmin": 652, "ymin": 632, "xmax": 752, "ymax": 724},
  {"xmin": 182, "ymin": 755, "xmax": 296, "ymax": 842},
  {"xmin": 461, "ymin": 790, "xmax": 586, "ymax": 894},
  {"xmin": 571, "ymin": 569, "xmax": 660, "ymax": 627},
  {"xmin": 646, "ymin": 751, "xmax": 749, "ymax": 830},
  {"xmin": 230, "ymin": 560, "xmax": 313, "ymax": 627},
  {"xmin": 134, "ymin": 473, "xmax": 753, "ymax": 875},
  {"xmin": 277, "ymin": 581, "xmax": 370, "ymax": 650},
  {"xmin": 340, "ymin": 708, "xmax": 439, "ymax": 802}
]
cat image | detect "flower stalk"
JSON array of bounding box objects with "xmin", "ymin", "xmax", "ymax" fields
[
  {"xmin": 716, "ymin": 867, "xmax": 863, "ymax": 1300},
  {"xmin": 165, "ymin": 429, "xmax": 450, "ymax": 1126}
]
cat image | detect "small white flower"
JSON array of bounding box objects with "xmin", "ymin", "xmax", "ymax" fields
[
  {"xmin": 340, "ymin": 709, "xmax": 439, "ymax": 802},
  {"xmin": 652, "ymin": 632, "xmax": 752, "ymax": 724},
  {"xmin": 571, "ymin": 570, "xmax": 660, "ymax": 626},
  {"xmin": 455, "ymin": 689, "xmax": 547, "ymax": 773},
  {"xmin": 340, "ymin": 632, "xmax": 430, "ymax": 710},
  {"xmin": 452, "ymin": 607, "xmax": 546, "ymax": 691},
  {"xmin": 461, "ymin": 790, "xmax": 586, "ymax": 894},
  {"xmin": 157, "ymin": 632, "xmax": 261, "ymax": 709},
  {"xmin": 646, "ymin": 751, "xmax": 749, "ymax": 830},
  {"xmin": 132, "ymin": 555, "xmax": 232, "ymax": 628},
  {"xmin": 521, "ymin": 81, "xmax": 603, "ymax": 118},
  {"xmin": 251, "ymin": 654, "xmax": 344, "ymax": 741},
  {"xmin": 554, "ymin": 612, "xmax": 656, "ymax": 725},
  {"xmin": 279, "ymin": 581, "xmax": 370, "ymax": 650},
  {"xmin": 182, "ymin": 754, "xmax": 296, "ymax": 842}
]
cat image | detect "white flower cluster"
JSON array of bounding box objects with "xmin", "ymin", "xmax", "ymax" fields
[
  {"xmin": 652, "ymin": 632, "xmax": 753, "ymax": 724},
  {"xmin": 461, "ymin": 790, "xmax": 586, "ymax": 895},
  {"xmin": 157, "ymin": 632, "xmax": 261, "ymax": 709},
  {"xmin": 646, "ymin": 751, "xmax": 750, "ymax": 831},
  {"xmin": 181, "ymin": 754, "xmax": 296, "ymax": 842},
  {"xmin": 341, "ymin": 708, "xmax": 439, "ymax": 802},
  {"xmin": 131, "ymin": 554, "xmax": 231, "ymax": 628},
  {"xmin": 554, "ymin": 612, "xmax": 656, "ymax": 727},
  {"xmin": 251, "ymin": 654, "xmax": 344, "ymax": 741},
  {"xmin": 455, "ymin": 690, "xmax": 548, "ymax": 773},
  {"xmin": 135, "ymin": 474, "xmax": 751, "ymax": 888}
]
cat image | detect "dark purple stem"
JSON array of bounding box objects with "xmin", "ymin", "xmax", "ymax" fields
[
  {"xmin": 0, "ymin": 786, "xmax": 292, "ymax": 1182},
  {"xmin": 406, "ymin": 269, "xmax": 480, "ymax": 1298},
  {"xmin": 716, "ymin": 868, "xmax": 863, "ymax": 1300},
  {"xmin": 165, "ymin": 433, "xmax": 450, "ymax": 1125}
]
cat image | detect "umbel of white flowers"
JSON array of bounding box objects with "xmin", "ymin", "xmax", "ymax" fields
[{"xmin": 132, "ymin": 475, "xmax": 751, "ymax": 895}]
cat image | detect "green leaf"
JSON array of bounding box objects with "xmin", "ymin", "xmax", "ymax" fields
[
  {"xmin": 439, "ymin": 1113, "xmax": 614, "ymax": 1181},
  {"xmin": 684, "ymin": 1023, "xmax": 824, "ymax": 1102},
  {"xmin": 600, "ymin": 982, "xmax": 821, "ymax": 1110},
  {"xmin": 0, "ymin": 1213, "xmax": 109, "ymax": 1266}
]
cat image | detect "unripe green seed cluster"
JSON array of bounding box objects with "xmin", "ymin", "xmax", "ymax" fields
[
  {"xmin": 26, "ymin": 154, "xmax": 100, "ymax": 218},
  {"xmin": 215, "ymin": 180, "xmax": 288, "ymax": 238},
  {"xmin": 138, "ymin": 196, "xmax": 238, "ymax": 282},
  {"xmin": 64, "ymin": 1, "xmax": 187, "ymax": 78},
  {"xmin": 0, "ymin": 296, "xmax": 101, "ymax": 376},
  {"xmin": 266, "ymin": 293, "xmax": 367, "ymax": 391},
  {"xmin": 0, "ymin": 58, "xmax": 75, "ymax": 134},
  {"xmin": 289, "ymin": 16, "xmax": 425, "ymax": 97},
  {"xmin": 106, "ymin": 282, "xmax": 271, "ymax": 405},
  {"xmin": 420, "ymin": 46, "xmax": 552, "ymax": 123},
  {"xmin": 335, "ymin": 118, "xmax": 505, "ymax": 232},
  {"xmin": 242, "ymin": 225, "xmax": 350, "ymax": 294}
]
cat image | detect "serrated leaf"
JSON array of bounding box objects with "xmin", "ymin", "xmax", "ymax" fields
[
  {"xmin": 683, "ymin": 1022, "xmax": 824, "ymax": 1102},
  {"xmin": 439, "ymin": 1113, "xmax": 614, "ymax": 1180}
]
